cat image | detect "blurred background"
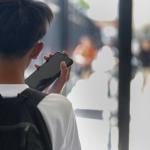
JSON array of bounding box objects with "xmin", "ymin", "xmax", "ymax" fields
[{"xmin": 26, "ymin": 0, "xmax": 150, "ymax": 150}]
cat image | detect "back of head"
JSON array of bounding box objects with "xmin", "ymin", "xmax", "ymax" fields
[{"xmin": 0, "ymin": 0, "xmax": 53, "ymax": 58}]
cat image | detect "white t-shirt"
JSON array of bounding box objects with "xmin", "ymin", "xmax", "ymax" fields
[{"xmin": 0, "ymin": 84, "xmax": 81, "ymax": 150}]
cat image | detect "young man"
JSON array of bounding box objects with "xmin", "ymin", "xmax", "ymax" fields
[{"xmin": 0, "ymin": 0, "xmax": 81, "ymax": 150}]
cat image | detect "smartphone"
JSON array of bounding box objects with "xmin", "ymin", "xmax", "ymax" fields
[{"xmin": 25, "ymin": 52, "xmax": 73, "ymax": 91}]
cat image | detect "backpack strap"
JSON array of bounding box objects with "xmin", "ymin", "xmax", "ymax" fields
[
  {"xmin": 17, "ymin": 88, "xmax": 46, "ymax": 105},
  {"xmin": 18, "ymin": 88, "xmax": 53, "ymax": 150}
]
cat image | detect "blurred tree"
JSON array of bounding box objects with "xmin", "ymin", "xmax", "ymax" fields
[{"xmin": 73, "ymin": 0, "xmax": 90, "ymax": 9}]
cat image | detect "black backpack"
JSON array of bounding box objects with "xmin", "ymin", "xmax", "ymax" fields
[{"xmin": 0, "ymin": 88, "xmax": 52, "ymax": 150}]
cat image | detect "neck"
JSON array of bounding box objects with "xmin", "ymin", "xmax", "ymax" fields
[{"xmin": 0, "ymin": 59, "xmax": 25, "ymax": 84}]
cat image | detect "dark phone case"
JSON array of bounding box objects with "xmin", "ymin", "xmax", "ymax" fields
[{"xmin": 25, "ymin": 52, "xmax": 73, "ymax": 91}]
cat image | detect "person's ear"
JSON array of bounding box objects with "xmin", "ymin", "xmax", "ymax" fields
[{"xmin": 30, "ymin": 42, "xmax": 44, "ymax": 59}]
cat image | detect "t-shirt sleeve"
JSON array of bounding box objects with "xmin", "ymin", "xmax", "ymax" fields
[
  {"xmin": 62, "ymin": 110, "xmax": 81, "ymax": 150},
  {"xmin": 37, "ymin": 93, "xmax": 81, "ymax": 150}
]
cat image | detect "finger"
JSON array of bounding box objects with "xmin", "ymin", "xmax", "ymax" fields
[
  {"xmin": 66, "ymin": 67, "xmax": 71, "ymax": 81},
  {"xmin": 34, "ymin": 64, "xmax": 40, "ymax": 70},
  {"xmin": 62, "ymin": 50, "xmax": 68, "ymax": 55},
  {"xmin": 60, "ymin": 61, "xmax": 68, "ymax": 78},
  {"xmin": 48, "ymin": 52, "xmax": 54, "ymax": 57},
  {"xmin": 60, "ymin": 61, "xmax": 67, "ymax": 68},
  {"xmin": 44, "ymin": 56, "xmax": 49, "ymax": 61},
  {"xmin": 44, "ymin": 53, "xmax": 54, "ymax": 61}
]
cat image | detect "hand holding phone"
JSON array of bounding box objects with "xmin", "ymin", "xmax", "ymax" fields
[
  {"xmin": 25, "ymin": 52, "xmax": 73, "ymax": 91},
  {"xmin": 43, "ymin": 61, "xmax": 70, "ymax": 94}
]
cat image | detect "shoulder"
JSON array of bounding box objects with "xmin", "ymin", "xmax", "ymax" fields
[
  {"xmin": 37, "ymin": 94, "xmax": 76, "ymax": 149},
  {"xmin": 40, "ymin": 93, "xmax": 72, "ymax": 109},
  {"xmin": 37, "ymin": 93, "xmax": 73, "ymax": 121}
]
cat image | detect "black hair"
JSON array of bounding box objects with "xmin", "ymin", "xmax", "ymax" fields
[{"xmin": 0, "ymin": 0, "xmax": 53, "ymax": 58}]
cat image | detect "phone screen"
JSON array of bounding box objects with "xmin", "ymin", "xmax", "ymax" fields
[{"xmin": 25, "ymin": 52, "xmax": 73, "ymax": 91}]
